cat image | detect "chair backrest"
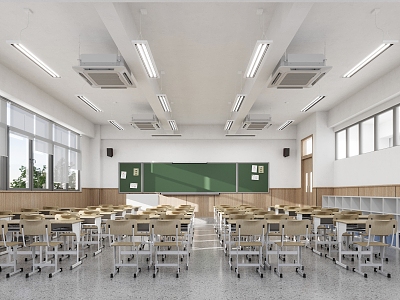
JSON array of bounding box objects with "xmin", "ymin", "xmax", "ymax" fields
[
  {"xmin": 55, "ymin": 213, "xmax": 80, "ymax": 220},
  {"xmin": 368, "ymin": 214, "xmax": 394, "ymax": 220},
  {"xmin": 0, "ymin": 210, "xmax": 12, "ymax": 215},
  {"xmin": 80, "ymin": 210, "xmax": 100, "ymax": 216},
  {"xmin": 312, "ymin": 210, "xmax": 332, "ymax": 215},
  {"xmin": 341, "ymin": 210, "xmax": 362, "ymax": 215},
  {"xmin": 280, "ymin": 219, "xmax": 311, "ymax": 236},
  {"xmin": 162, "ymin": 214, "xmax": 184, "ymax": 220},
  {"xmin": 100, "ymin": 204, "xmax": 113, "ymax": 208},
  {"xmin": 50, "ymin": 210, "xmax": 69, "ymax": 215},
  {"xmin": 151, "ymin": 219, "xmax": 180, "ymax": 236},
  {"xmin": 107, "ymin": 219, "xmax": 135, "ymax": 236},
  {"xmin": 21, "ymin": 208, "xmax": 39, "ymax": 212},
  {"xmin": 21, "ymin": 219, "xmax": 51, "ymax": 236},
  {"xmin": 366, "ymin": 220, "xmax": 397, "ymax": 237},
  {"xmin": 334, "ymin": 214, "xmax": 358, "ymax": 221},
  {"xmin": 236, "ymin": 220, "xmax": 265, "ymax": 236},
  {"xmin": 87, "ymin": 206, "xmax": 100, "ymax": 210},
  {"xmin": 265, "ymin": 214, "xmax": 288, "ymax": 220},
  {"xmin": 297, "ymin": 208, "xmax": 314, "ymax": 213},
  {"xmin": 125, "ymin": 214, "xmax": 149, "ymax": 220},
  {"xmin": 99, "ymin": 207, "xmax": 114, "ymax": 212},
  {"xmin": 43, "ymin": 206, "xmax": 59, "ymax": 210},
  {"xmin": 229, "ymin": 213, "xmax": 253, "ymax": 220},
  {"xmin": 20, "ymin": 214, "xmax": 45, "ymax": 220}
]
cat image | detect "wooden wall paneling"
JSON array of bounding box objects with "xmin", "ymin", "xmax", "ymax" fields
[
  {"xmin": 333, "ymin": 187, "xmax": 358, "ymax": 196},
  {"xmin": 271, "ymin": 188, "xmax": 301, "ymax": 207},
  {"xmin": 242, "ymin": 193, "xmax": 271, "ymax": 210},
  {"xmin": 359, "ymin": 186, "xmax": 396, "ymax": 197},
  {"xmin": 100, "ymin": 188, "xmax": 125, "ymax": 206},
  {"xmin": 396, "ymin": 186, "xmax": 400, "ymax": 197},
  {"xmin": 186, "ymin": 195, "xmax": 214, "ymax": 218},
  {"xmin": 159, "ymin": 195, "xmax": 187, "ymax": 208},
  {"xmin": 215, "ymin": 193, "xmax": 242, "ymax": 208}
]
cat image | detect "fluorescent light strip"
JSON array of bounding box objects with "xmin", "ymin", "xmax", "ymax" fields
[
  {"xmin": 133, "ymin": 40, "xmax": 159, "ymax": 78},
  {"xmin": 157, "ymin": 94, "xmax": 171, "ymax": 112},
  {"xmin": 343, "ymin": 41, "xmax": 397, "ymax": 78},
  {"xmin": 245, "ymin": 40, "xmax": 272, "ymax": 78},
  {"xmin": 224, "ymin": 120, "xmax": 234, "ymax": 131},
  {"xmin": 77, "ymin": 95, "xmax": 102, "ymax": 112},
  {"xmin": 168, "ymin": 120, "xmax": 178, "ymax": 131},
  {"xmin": 301, "ymin": 96, "xmax": 325, "ymax": 112},
  {"xmin": 108, "ymin": 120, "xmax": 124, "ymax": 131},
  {"xmin": 232, "ymin": 95, "xmax": 245, "ymax": 112},
  {"xmin": 7, "ymin": 41, "xmax": 60, "ymax": 78},
  {"xmin": 277, "ymin": 120, "xmax": 294, "ymax": 131}
]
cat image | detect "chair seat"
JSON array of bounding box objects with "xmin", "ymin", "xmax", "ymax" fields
[
  {"xmin": 235, "ymin": 241, "xmax": 262, "ymax": 247},
  {"xmin": 111, "ymin": 241, "xmax": 141, "ymax": 247},
  {"xmin": 30, "ymin": 241, "xmax": 62, "ymax": 247},
  {"xmin": 5, "ymin": 241, "xmax": 22, "ymax": 247},
  {"xmin": 354, "ymin": 241, "xmax": 388, "ymax": 247},
  {"xmin": 275, "ymin": 241, "xmax": 305, "ymax": 247},
  {"xmin": 267, "ymin": 232, "xmax": 281, "ymax": 236},
  {"xmin": 154, "ymin": 241, "xmax": 183, "ymax": 247},
  {"xmin": 82, "ymin": 225, "xmax": 98, "ymax": 229},
  {"xmin": 60, "ymin": 231, "xmax": 86, "ymax": 237}
]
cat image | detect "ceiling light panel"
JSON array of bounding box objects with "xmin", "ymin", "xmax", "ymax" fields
[
  {"xmin": 232, "ymin": 94, "xmax": 246, "ymax": 112},
  {"xmin": 343, "ymin": 41, "xmax": 398, "ymax": 78},
  {"xmin": 301, "ymin": 96, "xmax": 325, "ymax": 112},
  {"xmin": 77, "ymin": 95, "xmax": 102, "ymax": 112},
  {"xmin": 132, "ymin": 40, "xmax": 159, "ymax": 78},
  {"xmin": 224, "ymin": 120, "xmax": 234, "ymax": 131},
  {"xmin": 108, "ymin": 120, "xmax": 124, "ymax": 130},
  {"xmin": 277, "ymin": 120, "xmax": 294, "ymax": 131},
  {"xmin": 7, "ymin": 41, "xmax": 60, "ymax": 78},
  {"xmin": 157, "ymin": 94, "xmax": 171, "ymax": 112},
  {"xmin": 245, "ymin": 40, "xmax": 273, "ymax": 78},
  {"xmin": 168, "ymin": 120, "xmax": 178, "ymax": 131}
]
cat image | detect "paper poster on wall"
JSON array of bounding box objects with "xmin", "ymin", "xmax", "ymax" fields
[
  {"xmin": 258, "ymin": 166, "xmax": 264, "ymax": 173},
  {"xmin": 251, "ymin": 165, "xmax": 257, "ymax": 173},
  {"xmin": 133, "ymin": 168, "xmax": 139, "ymax": 176},
  {"xmin": 251, "ymin": 175, "xmax": 259, "ymax": 181},
  {"xmin": 130, "ymin": 183, "xmax": 138, "ymax": 189},
  {"xmin": 120, "ymin": 171, "xmax": 127, "ymax": 179}
]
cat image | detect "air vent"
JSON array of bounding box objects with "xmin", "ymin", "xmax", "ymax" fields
[
  {"xmin": 73, "ymin": 54, "xmax": 136, "ymax": 89},
  {"xmin": 268, "ymin": 54, "xmax": 332, "ymax": 89},
  {"xmin": 242, "ymin": 114, "xmax": 271, "ymax": 131},
  {"xmin": 130, "ymin": 114, "xmax": 160, "ymax": 130}
]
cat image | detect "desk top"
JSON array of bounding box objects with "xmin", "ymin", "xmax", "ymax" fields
[
  {"xmin": 335, "ymin": 219, "xmax": 367, "ymax": 224},
  {"xmin": 312, "ymin": 215, "xmax": 334, "ymax": 219}
]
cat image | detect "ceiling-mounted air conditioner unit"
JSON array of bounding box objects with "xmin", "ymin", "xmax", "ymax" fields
[
  {"xmin": 242, "ymin": 114, "xmax": 271, "ymax": 130},
  {"xmin": 73, "ymin": 54, "xmax": 136, "ymax": 89},
  {"xmin": 268, "ymin": 54, "xmax": 332, "ymax": 89},
  {"xmin": 130, "ymin": 114, "xmax": 160, "ymax": 130}
]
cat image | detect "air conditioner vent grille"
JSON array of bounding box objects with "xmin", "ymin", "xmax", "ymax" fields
[
  {"xmin": 280, "ymin": 73, "xmax": 317, "ymax": 86},
  {"xmin": 88, "ymin": 73, "xmax": 126, "ymax": 86}
]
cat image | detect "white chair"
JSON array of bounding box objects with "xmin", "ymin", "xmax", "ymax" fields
[{"xmin": 0, "ymin": 221, "xmax": 23, "ymax": 278}]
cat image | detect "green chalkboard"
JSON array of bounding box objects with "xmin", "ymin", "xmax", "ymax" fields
[
  {"xmin": 238, "ymin": 163, "xmax": 269, "ymax": 193},
  {"xmin": 118, "ymin": 162, "xmax": 269, "ymax": 193},
  {"xmin": 119, "ymin": 163, "xmax": 142, "ymax": 192},
  {"xmin": 143, "ymin": 163, "xmax": 236, "ymax": 193}
]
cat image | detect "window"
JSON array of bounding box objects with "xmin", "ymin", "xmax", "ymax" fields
[
  {"xmin": 0, "ymin": 99, "xmax": 81, "ymax": 191},
  {"xmin": 360, "ymin": 118, "xmax": 374, "ymax": 154},
  {"xmin": 336, "ymin": 130, "xmax": 346, "ymax": 159},
  {"xmin": 302, "ymin": 136, "xmax": 313, "ymax": 157},
  {"xmin": 377, "ymin": 110, "xmax": 393, "ymax": 150},
  {"xmin": 348, "ymin": 124, "xmax": 359, "ymax": 157},
  {"xmin": 9, "ymin": 132, "xmax": 30, "ymax": 189}
]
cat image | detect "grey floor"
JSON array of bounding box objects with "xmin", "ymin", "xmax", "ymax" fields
[{"xmin": 1, "ymin": 218, "xmax": 400, "ymax": 300}]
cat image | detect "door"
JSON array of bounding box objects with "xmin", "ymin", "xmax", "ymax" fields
[{"xmin": 301, "ymin": 157, "xmax": 313, "ymax": 206}]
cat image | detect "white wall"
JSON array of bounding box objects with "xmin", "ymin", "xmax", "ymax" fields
[
  {"xmin": 80, "ymin": 125, "xmax": 101, "ymax": 188},
  {"xmin": 100, "ymin": 137, "xmax": 298, "ymax": 189},
  {"xmin": 334, "ymin": 146, "xmax": 400, "ymax": 186}
]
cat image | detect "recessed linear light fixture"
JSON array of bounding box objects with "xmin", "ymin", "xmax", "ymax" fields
[
  {"xmin": 7, "ymin": 41, "xmax": 60, "ymax": 78},
  {"xmin": 132, "ymin": 40, "xmax": 159, "ymax": 78},
  {"xmin": 245, "ymin": 40, "xmax": 273, "ymax": 78},
  {"xmin": 77, "ymin": 95, "xmax": 102, "ymax": 112},
  {"xmin": 168, "ymin": 120, "xmax": 178, "ymax": 131},
  {"xmin": 277, "ymin": 120, "xmax": 294, "ymax": 131},
  {"xmin": 108, "ymin": 120, "xmax": 124, "ymax": 131},
  {"xmin": 224, "ymin": 120, "xmax": 234, "ymax": 131},
  {"xmin": 157, "ymin": 94, "xmax": 171, "ymax": 112},
  {"xmin": 232, "ymin": 94, "xmax": 246, "ymax": 112},
  {"xmin": 343, "ymin": 40, "xmax": 398, "ymax": 78},
  {"xmin": 300, "ymin": 96, "xmax": 325, "ymax": 112}
]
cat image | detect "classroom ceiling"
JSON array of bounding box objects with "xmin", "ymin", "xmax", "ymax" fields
[{"xmin": 0, "ymin": 1, "xmax": 400, "ymax": 134}]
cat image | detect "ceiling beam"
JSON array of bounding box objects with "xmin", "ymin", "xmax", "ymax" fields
[
  {"xmin": 229, "ymin": 2, "xmax": 313, "ymax": 132},
  {"xmin": 94, "ymin": 2, "xmax": 171, "ymax": 131}
]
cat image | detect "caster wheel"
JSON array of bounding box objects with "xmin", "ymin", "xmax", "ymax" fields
[
  {"xmin": 6, "ymin": 274, "xmax": 10, "ymax": 278},
  {"xmin": 25, "ymin": 274, "xmax": 29, "ymax": 278},
  {"xmin": 364, "ymin": 274, "xmax": 367, "ymax": 278},
  {"xmin": 387, "ymin": 274, "xmax": 391, "ymax": 278},
  {"xmin": 303, "ymin": 274, "xmax": 306, "ymax": 278},
  {"xmin": 176, "ymin": 274, "xmax": 179, "ymax": 278},
  {"xmin": 49, "ymin": 274, "xmax": 52, "ymax": 278},
  {"xmin": 186, "ymin": 265, "xmax": 188, "ymax": 270},
  {"xmin": 133, "ymin": 274, "xmax": 136, "ymax": 278},
  {"xmin": 333, "ymin": 258, "xmax": 336, "ymax": 262},
  {"xmin": 110, "ymin": 274, "xmax": 113, "ymax": 278},
  {"xmin": 274, "ymin": 268, "xmax": 276, "ymax": 273},
  {"xmin": 385, "ymin": 258, "xmax": 389, "ymax": 262},
  {"xmin": 181, "ymin": 257, "xmax": 183, "ymax": 262},
  {"xmin": 128, "ymin": 258, "xmax": 130, "ymax": 262},
  {"xmin": 237, "ymin": 274, "xmax": 240, "ymax": 278},
  {"xmin": 38, "ymin": 268, "xmax": 41, "ymax": 273},
  {"xmin": 301, "ymin": 266, "xmax": 304, "ymax": 270},
  {"xmin": 280, "ymin": 274, "xmax": 283, "ymax": 278},
  {"xmin": 319, "ymin": 253, "xmax": 322, "ymax": 256},
  {"xmin": 260, "ymin": 274, "xmax": 263, "ymax": 278},
  {"xmin": 139, "ymin": 268, "xmax": 141, "ymax": 272},
  {"xmin": 296, "ymin": 268, "xmax": 298, "ymax": 272},
  {"xmin": 374, "ymin": 268, "xmax": 377, "ymax": 272},
  {"xmin": 153, "ymin": 274, "xmax": 156, "ymax": 278}
]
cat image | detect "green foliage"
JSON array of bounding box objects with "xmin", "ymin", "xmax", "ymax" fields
[{"xmin": 10, "ymin": 165, "xmax": 47, "ymax": 189}]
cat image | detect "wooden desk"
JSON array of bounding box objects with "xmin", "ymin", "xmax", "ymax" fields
[{"xmin": 335, "ymin": 219, "xmax": 367, "ymax": 269}]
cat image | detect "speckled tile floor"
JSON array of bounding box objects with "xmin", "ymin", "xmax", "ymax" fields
[{"xmin": 0, "ymin": 218, "xmax": 400, "ymax": 300}]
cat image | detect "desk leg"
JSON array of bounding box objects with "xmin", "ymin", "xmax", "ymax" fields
[
  {"xmin": 70, "ymin": 223, "xmax": 83, "ymax": 270},
  {"xmin": 92, "ymin": 219, "xmax": 103, "ymax": 256},
  {"xmin": 335, "ymin": 222, "xmax": 348, "ymax": 269},
  {"xmin": 312, "ymin": 218, "xmax": 323, "ymax": 256}
]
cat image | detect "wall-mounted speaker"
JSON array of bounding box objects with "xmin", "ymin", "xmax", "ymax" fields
[
  {"xmin": 283, "ymin": 148, "xmax": 290, "ymax": 157},
  {"xmin": 107, "ymin": 148, "xmax": 113, "ymax": 157}
]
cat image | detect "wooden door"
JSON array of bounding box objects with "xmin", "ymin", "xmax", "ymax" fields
[{"xmin": 301, "ymin": 157, "xmax": 313, "ymax": 206}]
